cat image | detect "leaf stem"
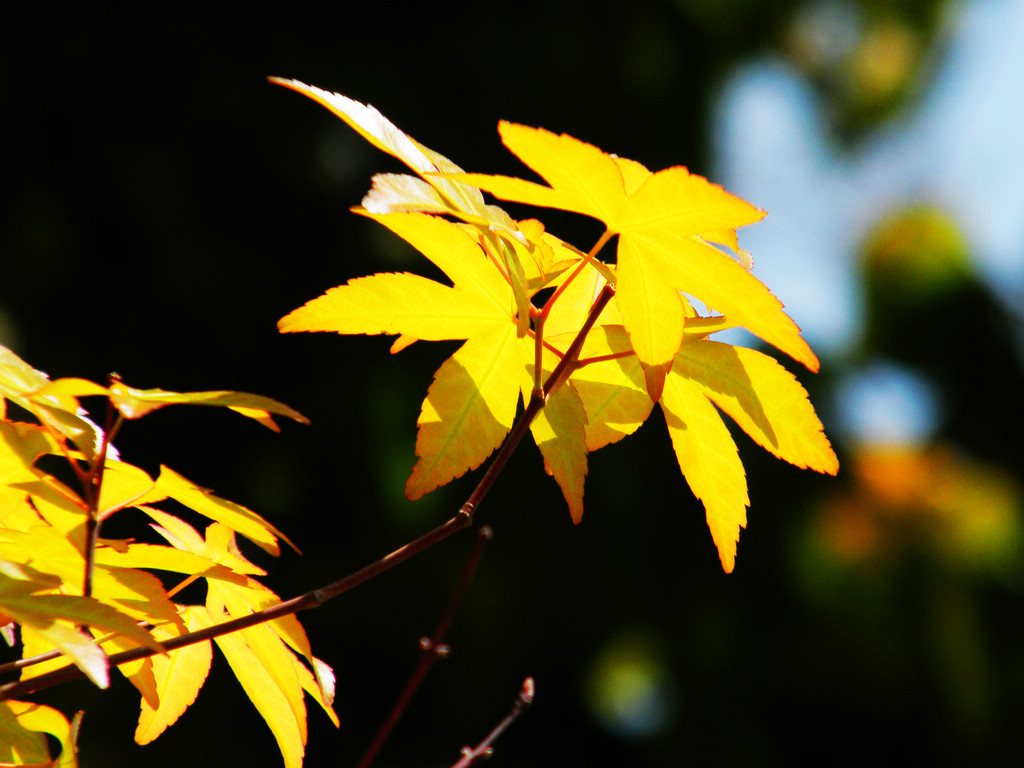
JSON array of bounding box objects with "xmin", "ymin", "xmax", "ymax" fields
[
  {"xmin": 81, "ymin": 393, "xmax": 123, "ymax": 598},
  {"xmin": 540, "ymin": 284, "xmax": 615, "ymax": 398},
  {"xmin": 539, "ymin": 229, "xmax": 615, "ymax": 323}
]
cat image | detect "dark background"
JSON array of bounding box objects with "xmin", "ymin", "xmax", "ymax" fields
[{"xmin": 5, "ymin": 1, "xmax": 1024, "ymax": 766}]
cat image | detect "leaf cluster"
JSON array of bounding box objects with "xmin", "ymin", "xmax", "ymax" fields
[
  {"xmin": 0, "ymin": 346, "xmax": 333, "ymax": 767},
  {"xmin": 272, "ymin": 78, "xmax": 838, "ymax": 573}
]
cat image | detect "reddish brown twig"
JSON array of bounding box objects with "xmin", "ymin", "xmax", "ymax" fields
[
  {"xmin": 451, "ymin": 678, "xmax": 535, "ymax": 767},
  {"xmin": 357, "ymin": 525, "xmax": 493, "ymax": 768}
]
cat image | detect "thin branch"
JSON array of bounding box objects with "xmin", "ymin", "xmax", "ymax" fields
[
  {"xmin": 457, "ymin": 283, "xmax": 614, "ymax": 518},
  {"xmin": 357, "ymin": 525, "xmax": 493, "ymax": 768},
  {"xmin": 540, "ymin": 284, "xmax": 615, "ymax": 398},
  {"xmin": 451, "ymin": 678, "xmax": 535, "ymax": 768},
  {"xmin": 0, "ymin": 648, "xmax": 66, "ymax": 676},
  {"xmin": 0, "ymin": 509, "xmax": 474, "ymax": 701}
]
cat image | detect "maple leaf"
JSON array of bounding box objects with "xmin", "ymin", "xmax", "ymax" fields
[
  {"xmin": 273, "ymin": 82, "xmax": 838, "ymax": 570},
  {"xmin": 449, "ymin": 123, "xmax": 819, "ymax": 399},
  {"xmin": 29, "ymin": 377, "xmax": 309, "ymax": 432},
  {"xmin": 0, "ymin": 699, "xmax": 79, "ymax": 768},
  {"xmin": 201, "ymin": 538, "xmax": 337, "ymax": 768},
  {"xmin": 0, "ymin": 566, "xmax": 163, "ymax": 688},
  {"xmin": 280, "ymin": 211, "xmax": 541, "ymax": 500},
  {"xmin": 134, "ymin": 605, "xmax": 213, "ymax": 745},
  {"xmin": 152, "ymin": 465, "xmax": 298, "ymax": 556},
  {"xmin": 0, "ymin": 347, "xmax": 107, "ymax": 461},
  {"xmin": 268, "ymin": 78, "xmax": 543, "ymax": 335},
  {"xmin": 660, "ymin": 340, "xmax": 838, "ymax": 571}
]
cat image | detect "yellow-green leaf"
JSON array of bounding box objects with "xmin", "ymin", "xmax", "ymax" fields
[
  {"xmin": 0, "ymin": 345, "xmax": 50, "ymax": 402},
  {"xmin": 0, "ymin": 700, "xmax": 79, "ymax": 768},
  {"xmin": 109, "ymin": 380, "xmax": 309, "ymax": 431},
  {"xmin": 0, "ymin": 421, "xmax": 60, "ymax": 513},
  {"xmin": 268, "ymin": 78, "xmax": 500, "ymax": 230},
  {"xmin": 407, "ymin": 327, "xmax": 531, "ymax": 500}
]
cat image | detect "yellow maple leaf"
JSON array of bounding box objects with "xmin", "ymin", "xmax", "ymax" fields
[
  {"xmin": 449, "ymin": 123, "xmax": 818, "ymax": 399},
  {"xmin": 29, "ymin": 377, "xmax": 309, "ymax": 432},
  {"xmin": 272, "ymin": 83, "xmax": 838, "ymax": 571},
  {"xmin": 153, "ymin": 465, "xmax": 297, "ymax": 556},
  {"xmin": 204, "ymin": 574, "xmax": 319, "ymax": 768},
  {"xmin": 269, "ymin": 78, "xmax": 542, "ymax": 336},
  {"xmin": 0, "ymin": 699, "xmax": 79, "ymax": 768},
  {"xmin": 280, "ymin": 211, "xmax": 546, "ymax": 500},
  {"xmin": 660, "ymin": 340, "xmax": 838, "ymax": 571},
  {"xmin": 135, "ymin": 605, "xmax": 213, "ymax": 745},
  {"xmin": 0, "ymin": 568, "xmax": 163, "ymax": 688}
]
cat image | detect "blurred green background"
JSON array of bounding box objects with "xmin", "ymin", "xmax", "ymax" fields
[{"xmin": 5, "ymin": 0, "xmax": 1024, "ymax": 765}]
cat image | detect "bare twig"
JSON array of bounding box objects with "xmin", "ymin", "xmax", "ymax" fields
[
  {"xmin": 358, "ymin": 525, "xmax": 493, "ymax": 768},
  {"xmin": 0, "ymin": 507, "xmax": 474, "ymax": 701},
  {"xmin": 451, "ymin": 678, "xmax": 535, "ymax": 768}
]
